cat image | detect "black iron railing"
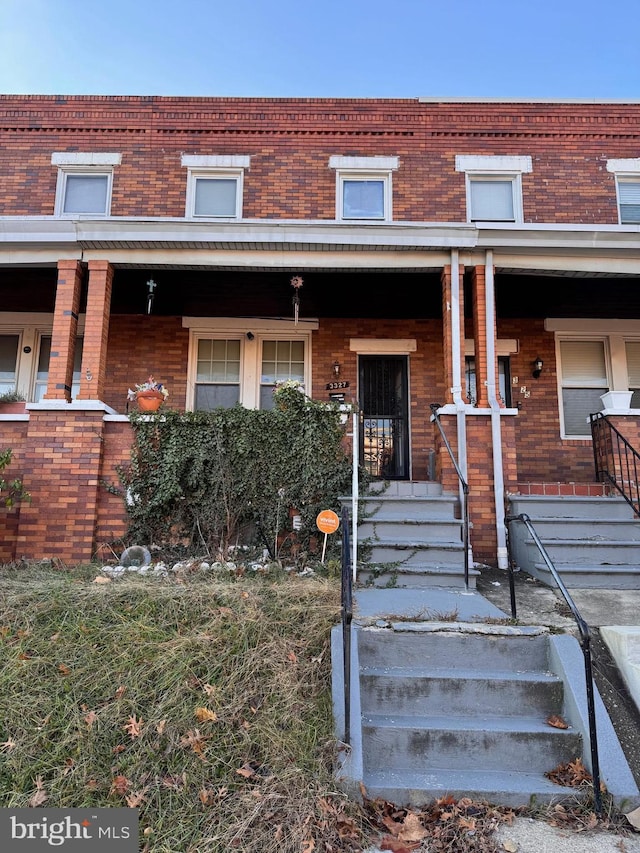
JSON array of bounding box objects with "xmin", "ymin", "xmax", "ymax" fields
[
  {"xmin": 430, "ymin": 403, "xmax": 470, "ymax": 590},
  {"xmin": 340, "ymin": 504, "xmax": 353, "ymax": 745},
  {"xmin": 590, "ymin": 411, "xmax": 640, "ymax": 516},
  {"xmin": 505, "ymin": 512, "xmax": 602, "ymax": 815}
]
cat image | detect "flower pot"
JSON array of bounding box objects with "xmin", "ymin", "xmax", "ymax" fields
[
  {"xmin": 136, "ymin": 390, "xmax": 164, "ymax": 412},
  {"xmin": 600, "ymin": 391, "xmax": 633, "ymax": 411},
  {"xmin": 0, "ymin": 401, "xmax": 26, "ymax": 415}
]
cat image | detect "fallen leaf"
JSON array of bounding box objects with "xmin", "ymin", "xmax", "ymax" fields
[
  {"xmin": 93, "ymin": 576, "xmax": 111, "ymax": 584},
  {"xmin": 503, "ymin": 840, "xmax": 518, "ymax": 852},
  {"xmin": 155, "ymin": 719, "xmax": 167, "ymax": 735},
  {"xmin": 180, "ymin": 728, "xmax": 206, "ymax": 755},
  {"xmin": 398, "ymin": 813, "xmax": 427, "ymax": 843},
  {"xmin": 114, "ymin": 685, "xmax": 127, "ymax": 699},
  {"xmin": 57, "ymin": 663, "xmax": 71, "ymax": 675},
  {"xmin": 29, "ymin": 776, "xmax": 48, "ymax": 807},
  {"xmin": 123, "ymin": 714, "xmax": 144, "ymax": 740},
  {"xmin": 84, "ymin": 710, "xmax": 98, "ymax": 728},
  {"xmin": 236, "ymin": 763, "xmax": 256, "ymax": 779},
  {"xmin": 287, "ymin": 650, "xmax": 298, "ymax": 663},
  {"xmin": 49, "ymin": 632, "xmax": 61, "ymax": 642},
  {"xmin": 110, "ymin": 775, "xmax": 131, "ymax": 796},
  {"xmin": 112, "ymin": 744, "xmax": 126, "ymax": 755},
  {"xmin": 547, "ymin": 714, "xmax": 569, "ymax": 729},
  {"xmin": 194, "ymin": 707, "xmax": 218, "ymax": 723},
  {"xmin": 62, "ymin": 758, "xmax": 75, "ymax": 776},
  {"xmin": 125, "ymin": 787, "xmax": 148, "ymax": 808},
  {"xmin": 203, "ymin": 683, "xmax": 217, "ymax": 697},
  {"xmin": 302, "ymin": 837, "xmax": 315, "ymax": 853}
]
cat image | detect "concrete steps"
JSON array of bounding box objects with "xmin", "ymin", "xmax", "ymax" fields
[
  {"xmin": 351, "ymin": 626, "xmax": 586, "ymax": 806},
  {"xmin": 508, "ymin": 495, "xmax": 640, "ymax": 589},
  {"xmin": 348, "ymin": 481, "xmax": 474, "ymax": 589}
]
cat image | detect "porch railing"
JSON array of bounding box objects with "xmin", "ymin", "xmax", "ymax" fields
[
  {"xmin": 590, "ymin": 411, "xmax": 640, "ymax": 516},
  {"xmin": 505, "ymin": 512, "xmax": 603, "ymax": 815},
  {"xmin": 429, "ymin": 403, "xmax": 470, "ymax": 590},
  {"xmin": 340, "ymin": 504, "xmax": 353, "ymax": 745}
]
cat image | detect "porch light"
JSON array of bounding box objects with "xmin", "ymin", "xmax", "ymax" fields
[
  {"xmin": 532, "ymin": 356, "xmax": 543, "ymax": 379},
  {"xmin": 333, "ymin": 361, "xmax": 340, "ymax": 376},
  {"xmin": 146, "ymin": 278, "xmax": 157, "ymax": 315}
]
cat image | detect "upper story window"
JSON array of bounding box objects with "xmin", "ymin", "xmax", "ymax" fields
[
  {"xmin": 52, "ymin": 152, "xmax": 121, "ymax": 217},
  {"xmin": 329, "ymin": 156, "xmax": 398, "ymax": 222},
  {"xmin": 455, "ymin": 155, "xmax": 532, "ymax": 223},
  {"xmin": 607, "ymin": 159, "xmax": 640, "ymax": 224},
  {"xmin": 182, "ymin": 155, "xmax": 250, "ymax": 219}
]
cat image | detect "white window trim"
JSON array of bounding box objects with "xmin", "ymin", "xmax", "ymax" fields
[
  {"xmin": 350, "ymin": 338, "xmax": 416, "ymax": 355},
  {"xmin": 51, "ymin": 152, "xmax": 122, "ymax": 167},
  {"xmin": 53, "ymin": 168, "xmax": 114, "ymax": 218},
  {"xmin": 605, "ymin": 160, "xmax": 640, "ymax": 225},
  {"xmin": 181, "ymin": 155, "xmax": 250, "ymax": 220},
  {"xmin": 183, "ymin": 317, "xmax": 316, "ymax": 410},
  {"xmin": 0, "ymin": 313, "xmax": 85, "ymax": 401},
  {"xmin": 456, "ymin": 155, "xmax": 531, "ymax": 224},
  {"xmin": 330, "ymin": 156, "xmax": 398, "ymax": 223}
]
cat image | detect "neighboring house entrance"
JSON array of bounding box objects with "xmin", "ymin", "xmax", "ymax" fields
[{"xmin": 359, "ymin": 355, "xmax": 409, "ymax": 479}]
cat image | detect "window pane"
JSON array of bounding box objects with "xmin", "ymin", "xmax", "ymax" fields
[
  {"xmin": 194, "ymin": 178, "xmax": 237, "ymax": 216},
  {"xmin": 560, "ymin": 340, "xmax": 607, "ymax": 385},
  {"xmin": 343, "ymin": 180, "xmax": 385, "ymax": 219},
  {"xmin": 619, "ymin": 181, "xmax": 640, "ymax": 223},
  {"xmin": 563, "ymin": 388, "xmax": 607, "ymax": 436},
  {"xmin": 63, "ymin": 174, "xmax": 109, "ymax": 214},
  {"xmin": 195, "ymin": 384, "xmax": 240, "ymax": 410},
  {"xmin": 196, "ymin": 339, "xmax": 240, "ymax": 382},
  {"xmin": 626, "ymin": 341, "xmax": 640, "ymax": 388},
  {"xmin": 35, "ymin": 336, "xmax": 83, "ymax": 401},
  {"xmin": 0, "ymin": 334, "xmax": 19, "ymax": 394},
  {"xmin": 260, "ymin": 340, "xmax": 305, "ymax": 408},
  {"xmin": 469, "ymin": 179, "xmax": 514, "ymax": 221}
]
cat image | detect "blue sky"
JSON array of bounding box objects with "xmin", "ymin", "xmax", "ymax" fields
[{"xmin": 1, "ymin": 0, "xmax": 638, "ymax": 99}]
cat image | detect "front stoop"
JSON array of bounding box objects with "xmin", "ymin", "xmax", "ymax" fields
[
  {"xmin": 345, "ymin": 481, "xmax": 476, "ymax": 589},
  {"xmin": 331, "ymin": 615, "xmax": 640, "ymax": 809},
  {"xmin": 508, "ymin": 494, "xmax": 640, "ymax": 589}
]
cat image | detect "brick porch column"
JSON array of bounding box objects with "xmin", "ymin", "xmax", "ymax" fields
[
  {"xmin": 76, "ymin": 260, "xmax": 114, "ymax": 401},
  {"xmin": 43, "ymin": 260, "xmax": 83, "ymax": 401},
  {"xmin": 470, "ymin": 264, "xmax": 500, "ymax": 408}
]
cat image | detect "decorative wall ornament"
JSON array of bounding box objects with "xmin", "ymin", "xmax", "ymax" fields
[{"xmin": 290, "ymin": 275, "xmax": 303, "ymax": 324}]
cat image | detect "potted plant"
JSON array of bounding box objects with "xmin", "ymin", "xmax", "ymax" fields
[
  {"xmin": 127, "ymin": 376, "xmax": 169, "ymax": 412},
  {"xmin": 0, "ymin": 389, "xmax": 27, "ymax": 414}
]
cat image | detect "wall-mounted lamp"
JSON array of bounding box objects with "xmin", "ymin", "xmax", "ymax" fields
[
  {"xmin": 246, "ymin": 331, "xmax": 255, "ymax": 340},
  {"xmin": 532, "ymin": 357, "xmax": 544, "ymax": 379},
  {"xmin": 146, "ymin": 278, "xmax": 157, "ymax": 315},
  {"xmin": 333, "ymin": 361, "xmax": 340, "ymax": 377}
]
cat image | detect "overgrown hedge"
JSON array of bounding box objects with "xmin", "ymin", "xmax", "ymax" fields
[{"xmin": 119, "ymin": 385, "xmax": 356, "ymax": 560}]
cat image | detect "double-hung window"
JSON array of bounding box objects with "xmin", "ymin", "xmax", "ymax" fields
[
  {"xmin": 329, "ymin": 156, "xmax": 398, "ymax": 222},
  {"xmin": 182, "ymin": 155, "xmax": 250, "ymax": 219},
  {"xmin": 52, "ymin": 153, "xmax": 121, "ymax": 216},
  {"xmin": 558, "ymin": 339, "xmax": 608, "ymax": 438},
  {"xmin": 607, "ymin": 159, "xmax": 640, "ymax": 224},
  {"xmin": 185, "ymin": 318, "xmax": 316, "ymax": 411},
  {"xmin": 456, "ymin": 155, "xmax": 531, "ymax": 223}
]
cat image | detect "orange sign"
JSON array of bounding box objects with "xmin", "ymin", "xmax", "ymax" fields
[{"xmin": 316, "ymin": 509, "xmax": 340, "ymax": 534}]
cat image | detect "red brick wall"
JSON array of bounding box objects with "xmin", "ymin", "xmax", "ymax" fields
[
  {"xmin": 0, "ymin": 420, "xmax": 29, "ymax": 563},
  {"xmin": 1, "ymin": 96, "xmax": 638, "ymax": 223}
]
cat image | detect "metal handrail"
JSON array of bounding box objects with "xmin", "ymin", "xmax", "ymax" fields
[
  {"xmin": 505, "ymin": 512, "xmax": 602, "ymax": 815},
  {"xmin": 340, "ymin": 504, "xmax": 353, "ymax": 745},
  {"xmin": 590, "ymin": 412, "xmax": 640, "ymax": 516},
  {"xmin": 430, "ymin": 403, "xmax": 470, "ymax": 590}
]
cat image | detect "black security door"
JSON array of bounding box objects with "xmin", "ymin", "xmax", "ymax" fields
[{"xmin": 359, "ymin": 356, "xmax": 409, "ymax": 479}]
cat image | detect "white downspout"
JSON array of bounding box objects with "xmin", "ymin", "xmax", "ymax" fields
[
  {"xmin": 449, "ymin": 250, "xmax": 471, "ymax": 565},
  {"xmin": 484, "ymin": 250, "xmax": 509, "ymax": 569}
]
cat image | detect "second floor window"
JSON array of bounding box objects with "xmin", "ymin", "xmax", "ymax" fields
[{"xmin": 52, "ymin": 152, "xmax": 121, "ymax": 217}]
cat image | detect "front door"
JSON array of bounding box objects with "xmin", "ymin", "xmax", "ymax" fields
[{"xmin": 359, "ymin": 355, "xmax": 410, "ymax": 479}]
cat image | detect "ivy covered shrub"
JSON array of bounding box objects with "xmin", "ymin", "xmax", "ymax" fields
[
  {"xmin": 119, "ymin": 384, "xmax": 357, "ymax": 560},
  {"xmin": 0, "ymin": 448, "xmax": 30, "ymax": 508}
]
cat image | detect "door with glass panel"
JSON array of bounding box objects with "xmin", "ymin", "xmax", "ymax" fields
[{"xmin": 359, "ymin": 356, "xmax": 409, "ymax": 480}]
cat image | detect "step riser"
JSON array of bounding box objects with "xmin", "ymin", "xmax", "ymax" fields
[
  {"xmin": 527, "ymin": 565, "xmax": 640, "ymax": 590},
  {"xmin": 360, "ymin": 676, "xmax": 564, "ymax": 717},
  {"xmin": 367, "ymin": 545, "xmax": 464, "ymax": 565},
  {"xmin": 361, "ymin": 780, "xmax": 584, "ymax": 808},
  {"xmin": 361, "ymin": 727, "xmax": 582, "ymax": 773},
  {"xmin": 524, "ymin": 541, "xmax": 640, "ymax": 563},
  {"xmin": 358, "ymin": 569, "xmax": 473, "ymax": 589},
  {"xmin": 367, "ymin": 483, "xmax": 444, "ymax": 497},
  {"xmin": 509, "ymin": 496, "xmax": 635, "ymax": 521},
  {"xmin": 359, "ymin": 520, "xmax": 463, "ymax": 540},
  {"xmin": 522, "ymin": 521, "xmax": 640, "ymax": 540},
  {"xmin": 359, "ymin": 498, "xmax": 459, "ymax": 520},
  {"xmin": 358, "ymin": 632, "xmax": 551, "ymax": 671}
]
